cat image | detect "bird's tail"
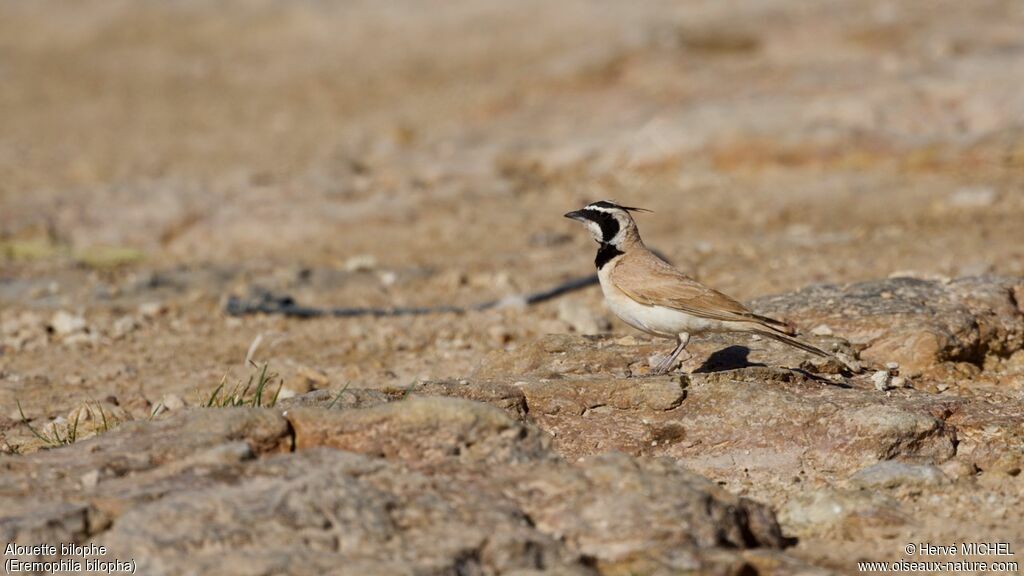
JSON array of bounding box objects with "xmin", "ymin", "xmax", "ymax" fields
[
  {"xmin": 750, "ymin": 313, "xmax": 796, "ymax": 335},
  {"xmin": 753, "ymin": 325, "xmax": 862, "ymax": 373}
]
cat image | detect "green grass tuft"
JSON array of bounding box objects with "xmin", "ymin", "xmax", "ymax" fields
[
  {"xmin": 203, "ymin": 362, "xmax": 282, "ymax": 408},
  {"xmin": 15, "ymin": 399, "xmax": 116, "ymax": 448}
]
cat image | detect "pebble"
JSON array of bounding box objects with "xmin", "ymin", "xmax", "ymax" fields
[
  {"xmin": 487, "ymin": 325, "xmax": 513, "ymax": 345},
  {"xmin": 836, "ymin": 352, "xmax": 861, "ymax": 373},
  {"xmin": 138, "ymin": 302, "xmax": 168, "ymax": 318},
  {"xmin": 811, "ymin": 324, "xmax": 834, "ymax": 336},
  {"xmin": 871, "ymin": 370, "xmax": 893, "ymax": 391},
  {"xmin": 111, "ymin": 316, "xmax": 139, "ymax": 339},
  {"xmin": 41, "ymin": 416, "xmax": 68, "ymax": 439},
  {"xmin": 849, "ymin": 461, "xmax": 949, "ymax": 489},
  {"xmin": 780, "ymin": 488, "xmax": 904, "ymax": 530},
  {"xmin": 161, "ymin": 394, "xmax": 187, "ymax": 411},
  {"xmin": 939, "ymin": 459, "xmax": 976, "ymax": 481},
  {"xmin": 493, "ymin": 295, "xmax": 528, "ymax": 309},
  {"xmin": 557, "ymin": 299, "xmax": 609, "ymax": 335},
  {"xmin": 276, "ymin": 388, "xmax": 299, "ymax": 400},
  {"xmin": 80, "ymin": 470, "xmax": 101, "ymax": 489},
  {"xmin": 344, "ymin": 254, "xmax": 378, "ymax": 272},
  {"xmin": 50, "ymin": 311, "xmax": 87, "ymax": 336},
  {"xmin": 285, "ymin": 367, "xmax": 330, "ymax": 394},
  {"xmin": 947, "ymin": 186, "xmax": 997, "ymax": 208}
]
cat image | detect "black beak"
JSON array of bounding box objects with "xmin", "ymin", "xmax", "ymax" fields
[{"xmin": 564, "ymin": 210, "xmax": 588, "ymax": 222}]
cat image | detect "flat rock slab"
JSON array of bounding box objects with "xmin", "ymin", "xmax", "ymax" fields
[
  {"xmin": 753, "ymin": 275, "xmax": 1024, "ymax": 376},
  {"xmin": 467, "ymin": 366, "xmax": 1020, "ymax": 488},
  {"xmin": 1, "ymin": 398, "xmax": 818, "ymax": 575},
  {"xmin": 476, "ymin": 276, "xmax": 1024, "ymax": 380},
  {"xmin": 779, "ymin": 487, "xmax": 909, "ymax": 539},
  {"xmin": 847, "ymin": 461, "xmax": 950, "ymax": 491},
  {"xmin": 287, "ymin": 396, "xmax": 551, "ymax": 466},
  {"xmin": 0, "ymin": 408, "xmax": 292, "ymax": 545},
  {"xmin": 487, "ymin": 364, "xmax": 960, "ymax": 484},
  {"xmin": 459, "ymin": 276, "xmax": 1024, "ymax": 487}
]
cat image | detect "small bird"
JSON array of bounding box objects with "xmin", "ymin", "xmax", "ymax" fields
[{"xmin": 564, "ymin": 200, "xmax": 854, "ymax": 375}]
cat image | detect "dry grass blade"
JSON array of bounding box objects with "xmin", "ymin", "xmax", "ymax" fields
[
  {"xmin": 17, "ymin": 400, "xmax": 57, "ymax": 446},
  {"xmin": 203, "ymin": 362, "xmax": 283, "ymax": 408},
  {"xmin": 15, "ymin": 399, "xmax": 102, "ymax": 448},
  {"xmin": 326, "ymin": 381, "xmax": 352, "ymax": 410}
]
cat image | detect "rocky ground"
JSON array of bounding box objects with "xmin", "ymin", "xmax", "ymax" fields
[{"xmin": 2, "ymin": 1, "xmax": 1023, "ymax": 574}]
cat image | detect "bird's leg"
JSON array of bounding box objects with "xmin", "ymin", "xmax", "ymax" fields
[
  {"xmin": 675, "ymin": 332, "xmax": 693, "ymax": 366},
  {"xmin": 654, "ymin": 333, "xmax": 691, "ymax": 375},
  {"xmin": 653, "ymin": 339, "xmax": 685, "ymax": 374}
]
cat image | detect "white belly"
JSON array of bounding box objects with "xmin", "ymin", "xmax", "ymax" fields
[{"xmin": 598, "ymin": 273, "xmax": 723, "ymax": 338}]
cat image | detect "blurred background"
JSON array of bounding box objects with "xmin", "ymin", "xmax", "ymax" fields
[{"xmin": 2, "ymin": 0, "xmax": 1024, "ymax": 416}]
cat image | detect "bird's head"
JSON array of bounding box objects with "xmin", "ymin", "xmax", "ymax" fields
[{"xmin": 564, "ymin": 200, "xmax": 649, "ymax": 247}]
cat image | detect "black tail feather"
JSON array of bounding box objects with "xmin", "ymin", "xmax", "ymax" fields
[
  {"xmin": 753, "ymin": 327, "xmax": 861, "ymax": 373},
  {"xmin": 751, "ymin": 313, "xmax": 795, "ymax": 335},
  {"xmin": 755, "ymin": 328, "xmax": 831, "ymax": 358}
]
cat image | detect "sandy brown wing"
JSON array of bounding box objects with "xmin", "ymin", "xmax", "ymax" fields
[{"xmin": 609, "ymin": 250, "xmax": 757, "ymax": 323}]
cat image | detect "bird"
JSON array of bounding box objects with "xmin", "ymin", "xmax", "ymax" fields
[{"xmin": 564, "ymin": 200, "xmax": 857, "ymax": 375}]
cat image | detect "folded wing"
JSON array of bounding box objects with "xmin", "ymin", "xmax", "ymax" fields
[{"xmin": 610, "ymin": 250, "xmax": 794, "ymax": 333}]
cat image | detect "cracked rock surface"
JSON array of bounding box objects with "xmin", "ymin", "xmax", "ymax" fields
[
  {"xmin": 753, "ymin": 275, "xmax": 1024, "ymax": 377},
  {"xmin": 2, "ymin": 401, "xmax": 798, "ymax": 576},
  {"xmin": 3, "ymin": 275, "xmax": 1022, "ymax": 573}
]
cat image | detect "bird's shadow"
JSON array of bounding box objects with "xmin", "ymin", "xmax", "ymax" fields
[
  {"xmin": 690, "ymin": 345, "xmax": 851, "ymax": 387},
  {"xmin": 692, "ymin": 345, "xmax": 762, "ymax": 373}
]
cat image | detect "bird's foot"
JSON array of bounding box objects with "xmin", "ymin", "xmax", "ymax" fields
[
  {"xmin": 650, "ymin": 350, "xmax": 691, "ymax": 375},
  {"xmin": 649, "ymin": 356, "xmax": 672, "ymax": 375}
]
